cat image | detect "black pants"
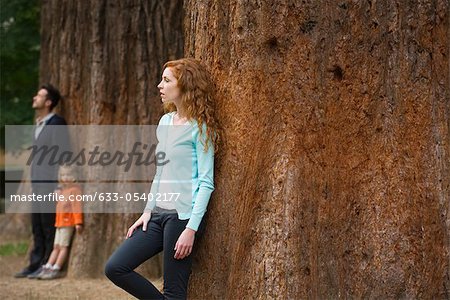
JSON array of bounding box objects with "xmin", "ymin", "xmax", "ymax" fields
[
  {"xmin": 29, "ymin": 212, "xmax": 56, "ymax": 271},
  {"xmin": 105, "ymin": 210, "xmax": 205, "ymax": 300},
  {"xmin": 28, "ymin": 185, "xmax": 57, "ymax": 271}
]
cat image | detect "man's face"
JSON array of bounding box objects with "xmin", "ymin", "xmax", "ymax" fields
[{"xmin": 32, "ymin": 89, "xmax": 51, "ymax": 110}]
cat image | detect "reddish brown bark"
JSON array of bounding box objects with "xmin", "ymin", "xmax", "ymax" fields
[
  {"xmin": 185, "ymin": 0, "xmax": 449, "ymax": 298},
  {"xmin": 36, "ymin": 0, "xmax": 449, "ymax": 298}
]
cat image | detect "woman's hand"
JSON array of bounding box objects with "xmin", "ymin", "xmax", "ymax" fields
[
  {"xmin": 126, "ymin": 212, "xmax": 151, "ymax": 239},
  {"xmin": 174, "ymin": 228, "xmax": 196, "ymax": 259}
]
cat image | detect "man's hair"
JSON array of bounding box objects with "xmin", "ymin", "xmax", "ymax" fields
[{"xmin": 41, "ymin": 84, "xmax": 61, "ymax": 110}]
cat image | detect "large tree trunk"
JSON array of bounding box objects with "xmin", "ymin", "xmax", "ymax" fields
[
  {"xmin": 39, "ymin": 0, "xmax": 184, "ymax": 278},
  {"xmin": 37, "ymin": 0, "xmax": 449, "ymax": 298},
  {"xmin": 185, "ymin": 0, "xmax": 449, "ymax": 299}
]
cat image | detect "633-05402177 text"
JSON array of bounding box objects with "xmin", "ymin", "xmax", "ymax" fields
[{"xmin": 9, "ymin": 192, "xmax": 181, "ymax": 202}]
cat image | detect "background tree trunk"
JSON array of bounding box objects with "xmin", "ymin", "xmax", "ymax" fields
[
  {"xmin": 184, "ymin": 0, "xmax": 449, "ymax": 299},
  {"xmin": 39, "ymin": 0, "xmax": 184, "ymax": 278}
]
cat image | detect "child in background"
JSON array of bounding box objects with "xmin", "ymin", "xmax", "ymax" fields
[{"xmin": 37, "ymin": 164, "xmax": 83, "ymax": 280}]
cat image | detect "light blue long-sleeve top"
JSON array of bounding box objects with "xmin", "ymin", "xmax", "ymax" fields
[{"xmin": 144, "ymin": 112, "xmax": 215, "ymax": 231}]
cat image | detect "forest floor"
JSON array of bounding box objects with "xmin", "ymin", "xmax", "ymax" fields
[{"xmin": 0, "ymin": 240, "xmax": 163, "ymax": 300}]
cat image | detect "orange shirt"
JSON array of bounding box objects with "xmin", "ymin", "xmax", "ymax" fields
[{"xmin": 55, "ymin": 184, "xmax": 83, "ymax": 227}]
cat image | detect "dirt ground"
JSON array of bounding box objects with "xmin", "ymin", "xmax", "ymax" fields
[
  {"xmin": 0, "ymin": 213, "xmax": 163, "ymax": 299},
  {"xmin": 0, "ymin": 253, "xmax": 163, "ymax": 299}
]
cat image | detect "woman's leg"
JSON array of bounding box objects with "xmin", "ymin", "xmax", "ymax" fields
[
  {"xmin": 161, "ymin": 214, "xmax": 193, "ymax": 300},
  {"xmin": 105, "ymin": 215, "xmax": 164, "ymax": 300}
]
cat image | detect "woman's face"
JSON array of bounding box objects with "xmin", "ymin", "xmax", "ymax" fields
[{"xmin": 157, "ymin": 68, "xmax": 181, "ymax": 104}]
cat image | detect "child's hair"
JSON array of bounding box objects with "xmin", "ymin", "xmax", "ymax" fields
[{"xmin": 58, "ymin": 164, "xmax": 78, "ymax": 183}]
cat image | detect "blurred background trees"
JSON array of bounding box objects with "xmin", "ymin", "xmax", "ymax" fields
[{"xmin": 0, "ymin": 0, "xmax": 40, "ymax": 148}]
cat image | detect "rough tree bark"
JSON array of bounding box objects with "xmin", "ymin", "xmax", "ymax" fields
[
  {"xmin": 39, "ymin": 0, "xmax": 184, "ymax": 278},
  {"xmin": 184, "ymin": 0, "xmax": 449, "ymax": 299},
  {"xmin": 36, "ymin": 0, "xmax": 449, "ymax": 298}
]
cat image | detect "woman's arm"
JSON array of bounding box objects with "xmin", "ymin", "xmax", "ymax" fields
[
  {"xmin": 185, "ymin": 127, "xmax": 215, "ymax": 232},
  {"xmin": 174, "ymin": 128, "xmax": 214, "ymax": 259}
]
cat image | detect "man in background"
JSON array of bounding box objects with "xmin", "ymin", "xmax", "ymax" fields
[{"xmin": 15, "ymin": 84, "xmax": 70, "ymax": 278}]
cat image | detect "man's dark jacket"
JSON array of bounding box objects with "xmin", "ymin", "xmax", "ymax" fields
[{"xmin": 31, "ymin": 114, "xmax": 70, "ymax": 193}]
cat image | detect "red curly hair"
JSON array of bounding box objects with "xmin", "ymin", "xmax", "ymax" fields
[{"xmin": 162, "ymin": 58, "xmax": 220, "ymax": 154}]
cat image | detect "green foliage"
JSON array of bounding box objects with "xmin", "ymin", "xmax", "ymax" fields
[
  {"xmin": 0, "ymin": 241, "xmax": 28, "ymax": 256},
  {"xmin": 1, "ymin": 0, "xmax": 40, "ymax": 149}
]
